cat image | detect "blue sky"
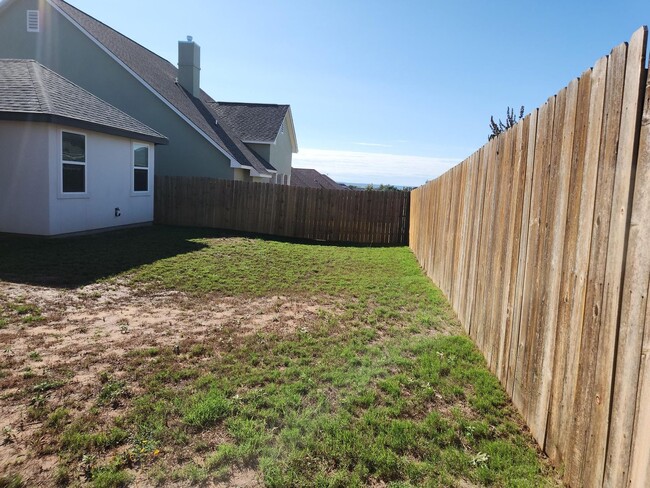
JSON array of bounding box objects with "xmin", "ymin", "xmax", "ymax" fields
[{"xmin": 68, "ymin": 0, "xmax": 648, "ymax": 186}]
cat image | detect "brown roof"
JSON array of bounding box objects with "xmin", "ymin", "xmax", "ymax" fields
[{"xmin": 291, "ymin": 168, "xmax": 347, "ymax": 190}]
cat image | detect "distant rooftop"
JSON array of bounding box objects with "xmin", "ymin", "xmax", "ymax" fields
[{"xmin": 291, "ymin": 168, "xmax": 348, "ymax": 190}]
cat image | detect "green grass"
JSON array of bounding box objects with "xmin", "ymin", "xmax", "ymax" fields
[{"xmin": 0, "ymin": 227, "xmax": 557, "ymax": 486}]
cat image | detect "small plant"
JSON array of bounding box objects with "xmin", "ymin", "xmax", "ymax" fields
[
  {"xmin": 189, "ymin": 343, "xmax": 210, "ymax": 357},
  {"xmin": 32, "ymin": 379, "xmax": 65, "ymax": 393},
  {"xmin": 8, "ymin": 301, "xmax": 44, "ymax": 324},
  {"xmin": 471, "ymin": 451, "xmax": 490, "ymax": 467},
  {"xmin": 81, "ymin": 454, "xmax": 96, "ymax": 480},
  {"xmin": 0, "ymin": 474, "xmax": 24, "ymax": 488},
  {"xmin": 125, "ymin": 437, "xmax": 160, "ymax": 467},
  {"xmin": 118, "ymin": 319, "xmax": 129, "ymax": 334},
  {"xmin": 28, "ymin": 351, "xmax": 42, "ymax": 361},
  {"xmin": 2, "ymin": 426, "xmax": 15, "ymax": 445},
  {"xmin": 97, "ymin": 377, "xmax": 128, "ymax": 407},
  {"xmin": 46, "ymin": 407, "xmax": 70, "ymax": 430}
]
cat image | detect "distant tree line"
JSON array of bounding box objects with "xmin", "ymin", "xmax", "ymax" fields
[{"xmin": 344, "ymin": 183, "xmax": 414, "ymax": 192}]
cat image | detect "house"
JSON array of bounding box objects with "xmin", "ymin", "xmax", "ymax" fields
[
  {"xmin": 291, "ymin": 168, "xmax": 348, "ymax": 190},
  {"xmin": 0, "ymin": 59, "xmax": 167, "ymax": 236},
  {"xmin": 0, "ymin": 0, "xmax": 298, "ymax": 184}
]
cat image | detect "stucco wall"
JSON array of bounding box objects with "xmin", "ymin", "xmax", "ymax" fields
[
  {"xmin": 269, "ymin": 119, "xmax": 294, "ymax": 183},
  {"xmin": 0, "ymin": 121, "xmax": 50, "ymax": 235},
  {"xmin": 0, "ymin": 120, "xmax": 155, "ymax": 236},
  {"xmin": 246, "ymin": 118, "xmax": 294, "ymax": 184},
  {"xmin": 0, "ymin": 0, "xmax": 234, "ymax": 180},
  {"xmin": 47, "ymin": 124, "xmax": 155, "ymax": 235}
]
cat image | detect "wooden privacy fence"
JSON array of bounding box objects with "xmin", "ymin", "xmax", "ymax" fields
[
  {"xmin": 410, "ymin": 27, "xmax": 650, "ymax": 487},
  {"xmin": 155, "ymin": 176, "xmax": 410, "ymax": 245}
]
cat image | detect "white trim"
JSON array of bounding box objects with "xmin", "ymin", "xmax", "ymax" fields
[
  {"xmin": 285, "ymin": 107, "xmax": 299, "ymax": 153},
  {"xmin": 242, "ymin": 139, "xmax": 275, "ymax": 145},
  {"xmin": 46, "ymin": 0, "xmax": 239, "ymax": 166},
  {"xmin": 59, "ymin": 129, "xmax": 88, "ymax": 198},
  {"xmin": 131, "ymin": 142, "xmax": 151, "ymax": 195},
  {"xmin": 26, "ymin": 10, "xmax": 39, "ymax": 32}
]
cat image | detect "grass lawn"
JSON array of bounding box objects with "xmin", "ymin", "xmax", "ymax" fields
[{"xmin": 0, "ymin": 226, "xmax": 558, "ymax": 487}]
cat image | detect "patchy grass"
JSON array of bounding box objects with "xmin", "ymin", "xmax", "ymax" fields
[{"xmin": 0, "ymin": 226, "xmax": 558, "ymax": 486}]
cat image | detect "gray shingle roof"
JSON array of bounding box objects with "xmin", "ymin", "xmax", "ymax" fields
[
  {"xmin": 291, "ymin": 168, "xmax": 348, "ymax": 190},
  {"xmin": 0, "ymin": 59, "xmax": 167, "ymax": 144},
  {"xmin": 49, "ymin": 0, "xmax": 277, "ymax": 176},
  {"xmin": 208, "ymin": 102, "xmax": 289, "ymax": 143}
]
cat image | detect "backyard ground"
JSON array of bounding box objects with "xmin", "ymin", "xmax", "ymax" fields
[{"xmin": 0, "ymin": 226, "xmax": 558, "ymax": 487}]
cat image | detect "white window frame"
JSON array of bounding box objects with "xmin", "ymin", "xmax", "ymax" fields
[
  {"xmin": 59, "ymin": 130, "xmax": 88, "ymax": 198},
  {"xmin": 26, "ymin": 10, "xmax": 39, "ymax": 32},
  {"xmin": 131, "ymin": 142, "xmax": 151, "ymax": 195}
]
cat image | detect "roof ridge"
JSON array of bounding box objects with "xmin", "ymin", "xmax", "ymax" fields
[
  {"xmin": 27, "ymin": 60, "xmax": 51, "ymax": 113},
  {"xmin": 215, "ymin": 101, "xmax": 289, "ymax": 108}
]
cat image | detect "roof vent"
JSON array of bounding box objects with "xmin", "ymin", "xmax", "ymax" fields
[{"xmin": 26, "ymin": 10, "xmax": 39, "ymax": 32}]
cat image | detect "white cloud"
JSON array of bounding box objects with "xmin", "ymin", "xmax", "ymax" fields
[{"xmin": 293, "ymin": 148, "xmax": 459, "ymax": 187}]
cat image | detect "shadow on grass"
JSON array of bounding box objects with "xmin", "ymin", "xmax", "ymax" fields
[
  {"xmin": 0, "ymin": 226, "xmax": 224, "ymax": 288},
  {"xmin": 0, "ymin": 224, "xmax": 408, "ymax": 289}
]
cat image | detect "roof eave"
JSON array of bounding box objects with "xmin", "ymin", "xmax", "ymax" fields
[{"xmin": 0, "ymin": 112, "xmax": 169, "ymax": 144}]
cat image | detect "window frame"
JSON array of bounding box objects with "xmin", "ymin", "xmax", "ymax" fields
[
  {"xmin": 131, "ymin": 142, "xmax": 151, "ymax": 195},
  {"xmin": 60, "ymin": 129, "xmax": 88, "ymax": 197}
]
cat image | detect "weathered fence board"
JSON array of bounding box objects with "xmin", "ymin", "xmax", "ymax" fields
[
  {"xmin": 409, "ymin": 27, "xmax": 649, "ymax": 488},
  {"xmin": 155, "ymin": 177, "xmax": 410, "ymax": 245}
]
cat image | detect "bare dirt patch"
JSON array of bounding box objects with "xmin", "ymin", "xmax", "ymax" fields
[{"xmin": 0, "ymin": 280, "xmax": 339, "ymax": 486}]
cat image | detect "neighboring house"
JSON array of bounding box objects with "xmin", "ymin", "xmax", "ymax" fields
[
  {"xmin": 0, "ymin": 59, "xmax": 167, "ymax": 236},
  {"xmin": 0, "ymin": 0, "xmax": 298, "ymax": 184},
  {"xmin": 291, "ymin": 168, "xmax": 348, "ymax": 190}
]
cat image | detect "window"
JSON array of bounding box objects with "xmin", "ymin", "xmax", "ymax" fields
[
  {"xmin": 61, "ymin": 131, "xmax": 86, "ymax": 193},
  {"xmin": 133, "ymin": 144, "xmax": 149, "ymax": 192},
  {"xmin": 26, "ymin": 10, "xmax": 39, "ymax": 32}
]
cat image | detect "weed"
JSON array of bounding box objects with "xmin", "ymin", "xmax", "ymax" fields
[
  {"xmin": 91, "ymin": 464, "xmax": 133, "ymax": 488},
  {"xmin": 7, "ymin": 301, "xmax": 44, "ymax": 323},
  {"xmin": 46, "ymin": 407, "xmax": 70, "ymax": 431},
  {"xmin": 2, "ymin": 426, "xmax": 15, "ymax": 445},
  {"xmin": 0, "ymin": 475, "xmax": 24, "ymax": 488},
  {"xmin": 32, "ymin": 379, "xmax": 65, "ymax": 393},
  {"xmin": 189, "ymin": 343, "xmax": 210, "ymax": 357},
  {"xmin": 28, "ymin": 351, "xmax": 42, "ymax": 361},
  {"xmin": 125, "ymin": 437, "xmax": 159, "ymax": 467},
  {"xmin": 97, "ymin": 378, "xmax": 128, "ymax": 407}
]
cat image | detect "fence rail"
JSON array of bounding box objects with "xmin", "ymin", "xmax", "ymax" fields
[
  {"xmin": 410, "ymin": 27, "xmax": 649, "ymax": 487},
  {"xmin": 154, "ymin": 176, "xmax": 410, "ymax": 245}
]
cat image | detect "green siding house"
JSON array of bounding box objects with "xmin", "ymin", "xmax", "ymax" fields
[{"xmin": 0, "ymin": 0, "xmax": 298, "ymax": 183}]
